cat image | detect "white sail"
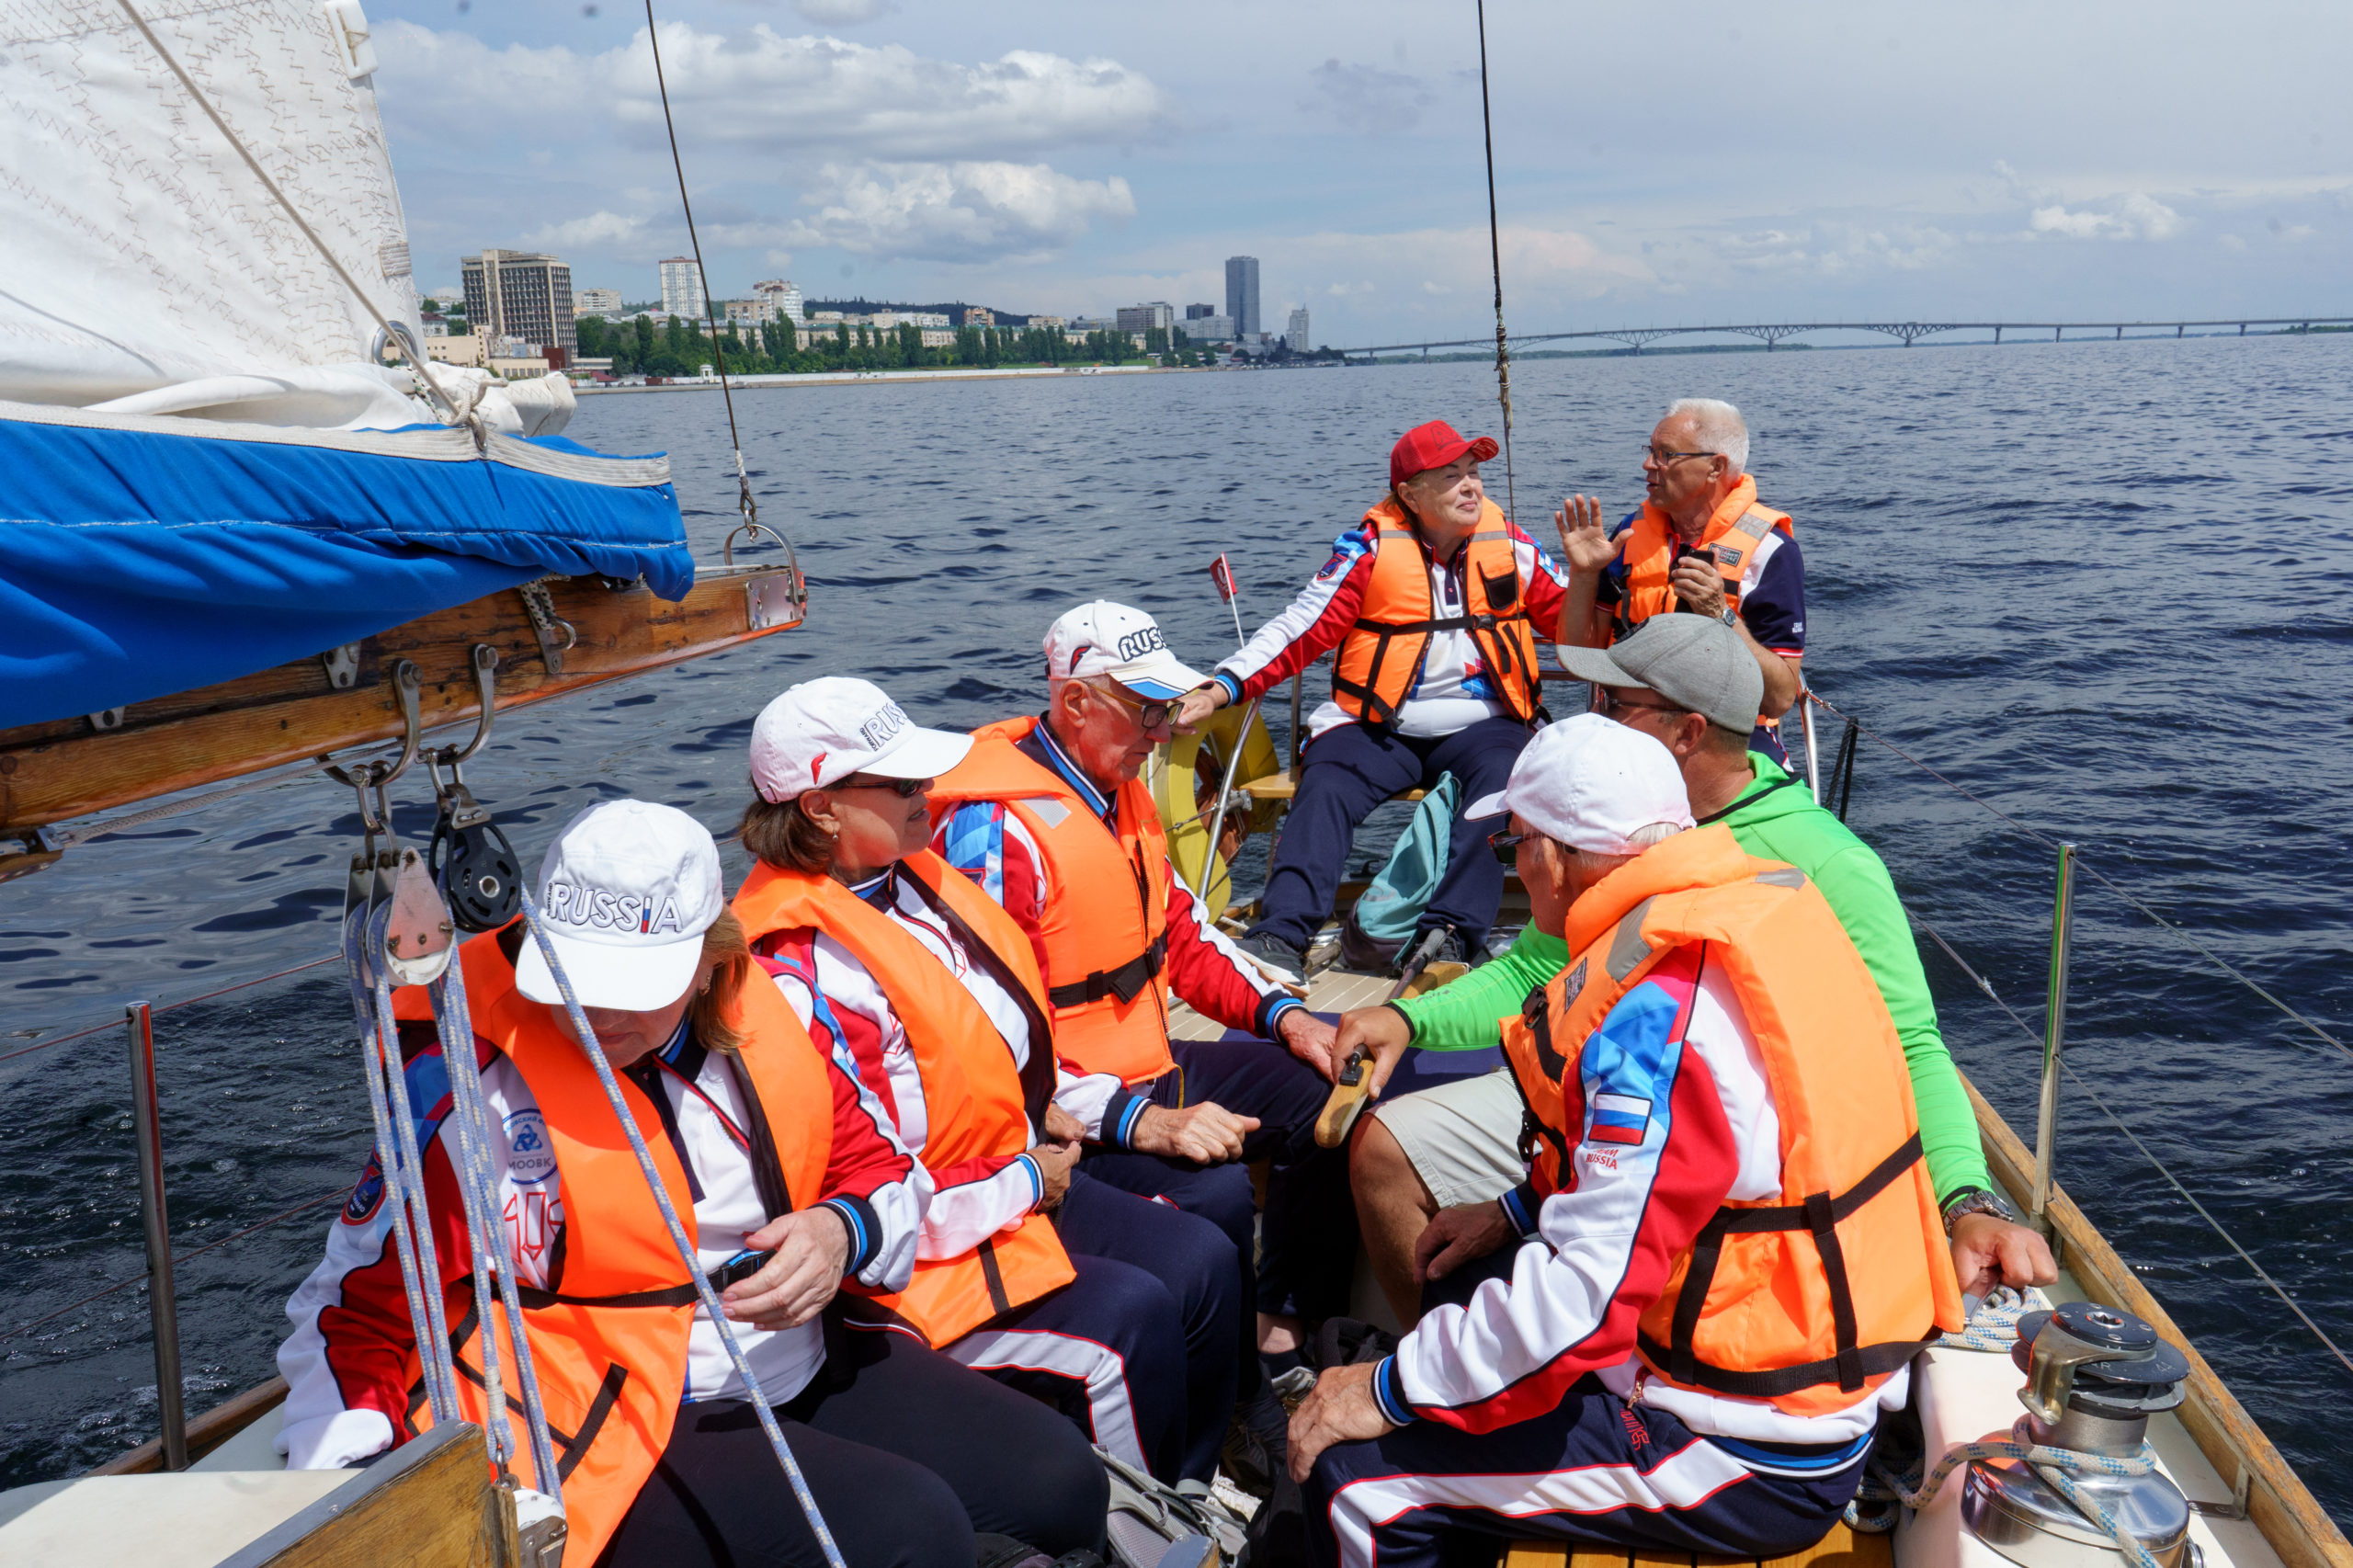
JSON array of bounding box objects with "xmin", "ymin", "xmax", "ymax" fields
[{"xmin": 0, "ymin": 0, "xmax": 480, "ymax": 425}]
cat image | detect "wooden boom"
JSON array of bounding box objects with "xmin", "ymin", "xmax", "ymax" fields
[{"xmin": 0, "ymin": 564, "xmax": 801, "ymax": 840}]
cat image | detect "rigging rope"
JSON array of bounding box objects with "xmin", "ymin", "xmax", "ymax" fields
[
  {"xmin": 113, "ymin": 0, "xmax": 459, "ymax": 424},
  {"xmin": 642, "ymin": 1, "xmax": 761, "ymax": 541},
  {"xmin": 1473, "ymin": 0, "xmax": 1518, "ymax": 524},
  {"xmin": 517, "ymin": 888, "xmax": 848, "ymax": 1568}
]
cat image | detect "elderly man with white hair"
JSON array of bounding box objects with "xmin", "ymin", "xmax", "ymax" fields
[{"xmin": 1555, "ymin": 397, "xmax": 1805, "ymax": 761}]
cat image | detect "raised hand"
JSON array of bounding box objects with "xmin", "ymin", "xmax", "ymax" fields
[
  {"xmin": 1175, "ymin": 682, "xmax": 1227, "ymax": 733},
  {"xmin": 1552, "ymin": 494, "xmax": 1616, "ymax": 574}
]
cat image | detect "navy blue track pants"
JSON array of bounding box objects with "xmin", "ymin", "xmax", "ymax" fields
[
  {"xmin": 1248, "ymin": 715, "xmax": 1532, "ymax": 953},
  {"xmin": 1049, "ymin": 1167, "xmax": 1242, "ymax": 1483},
  {"xmin": 1304, "ymin": 1373, "xmax": 1865, "ymax": 1568},
  {"xmin": 1085, "ymin": 1034, "xmax": 1357, "ymax": 1326}
]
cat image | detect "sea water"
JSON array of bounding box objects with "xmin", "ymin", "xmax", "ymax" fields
[{"xmin": 5, "ymin": 336, "xmax": 2350, "ymax": 1518}]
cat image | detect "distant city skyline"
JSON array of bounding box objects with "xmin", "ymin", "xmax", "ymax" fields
[{"xmin": 368, "ymin": 2, "xmax": 2350, "ymax": 347}]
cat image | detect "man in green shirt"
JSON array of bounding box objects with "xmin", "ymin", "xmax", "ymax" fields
[{"xmin": 1342, "ymin": 615, "xmax": 2055, "ymax": 1325}]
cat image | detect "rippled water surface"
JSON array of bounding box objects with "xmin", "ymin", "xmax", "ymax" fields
[{"xmin": 6, "ymin": 339, "xmax": 2351, "ymax": 1518}]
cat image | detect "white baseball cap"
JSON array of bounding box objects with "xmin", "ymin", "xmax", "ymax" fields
[
  {"xmin": 516, "ymin": 800, "xmax": 727, "ymax": 1011},
  {"xmin": 749, "ymin": 676, "xmax": 972, "ymax": 803},
  {"xmin": 1464, "ymin": 713, "xmax": 1695, "ymax": 855},
  {"xmin": 1044, "ymin": 601, "xmax": 1210, "ymax": 701}
]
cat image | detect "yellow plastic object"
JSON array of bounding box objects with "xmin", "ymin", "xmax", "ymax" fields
[{"xmin": 1151, "ymin": 702, "xmax": 1282, "ymax": 921}]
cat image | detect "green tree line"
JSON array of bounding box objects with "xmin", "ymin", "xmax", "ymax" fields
[{"xmin": 571, "ymin": 315, "xmax": 1220, "ymax": 377}]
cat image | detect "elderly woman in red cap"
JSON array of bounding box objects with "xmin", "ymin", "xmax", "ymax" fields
[{"xmin": 1177, "ymin": 420, "xmax": 1598, "ymax": 984}]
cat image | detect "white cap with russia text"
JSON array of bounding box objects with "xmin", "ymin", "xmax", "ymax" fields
[
  {"xmin": 516, "ymin": 800, "xmax": 727, "ymax": 1011},
  {"xmin": 749, "ymin": 676, "xmax": 973, "ymax": 803},
  {"xmin": 1464, "ymin": 713, "xmax": 1695, "ymax": 854},
  {"xmin": 1045, "ymin": 601, "xmax": 1211, "ymax": 701}
]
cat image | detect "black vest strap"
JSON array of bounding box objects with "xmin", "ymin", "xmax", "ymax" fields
[
  {"xmin": 1047, "ymin": 930, "xmax": 1167, "ymax": 1008},
  {"xmin": 897, "ymin": 861, "xmax": 1061, "ymax": 1131},
  {"xmin": 1656, "ymin": 1131, "xmax": 1926, "ymax": 1396}
]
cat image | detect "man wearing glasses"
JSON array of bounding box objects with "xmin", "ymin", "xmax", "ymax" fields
[
  {"xmin": 1338, "ymin": 617, "xmax": 2055, "ymax": 1332},
  {"xmin": 929, "ymin": 599, "xmax": 1347, "ymax": 1491},
  {"xmin": 1554, "ymin": 397, "xmax": 1806, "ymax": 763}
]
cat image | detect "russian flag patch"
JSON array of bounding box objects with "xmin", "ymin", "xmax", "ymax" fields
[{"xmin": 1588, "ymin": 1092, "xmax": 1653, "ymax": 1146}]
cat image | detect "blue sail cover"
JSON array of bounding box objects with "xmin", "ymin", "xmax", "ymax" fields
[{"xmin": 0, "ymin": 403, "xmax": 693, "ymax": 728}]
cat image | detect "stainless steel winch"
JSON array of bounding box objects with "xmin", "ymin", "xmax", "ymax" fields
[{"xmin": 1961, "ymin": 1302, "xmax": 2197, "ymax": 1568}]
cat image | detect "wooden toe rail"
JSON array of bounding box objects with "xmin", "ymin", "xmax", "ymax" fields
[{"xmin": 1503, "ymin": 1522, "xmax": 1892, "ymax": 1568}]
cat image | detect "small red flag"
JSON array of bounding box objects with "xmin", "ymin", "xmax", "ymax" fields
[{"xmin": 1209, "ymin": 552, "xmax": 1238, "ymax": 602}]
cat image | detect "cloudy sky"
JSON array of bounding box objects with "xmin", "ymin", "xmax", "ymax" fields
[{"xmin": 371, "ymin": 0, "xmax": 2353, "ymax": 344}]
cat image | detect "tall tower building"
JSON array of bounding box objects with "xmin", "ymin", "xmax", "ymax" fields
[
  {"xmin": 752, "ymin": 279, "xmax": 804, "ymax": 324},
  {"xmin": 460, "ymin": 249, "xmax": 576, "ymax": 357},
  {"xmin": 1287, "ymin": 307, "xmax": 1312, "ymax": 351},
  {"xmin": 659, "ymin": 257, "xmax": 707, "ymax": 320},
  {"xmin": 1224, "ymin": 256, "xmax": 1261, "ymax": 338}
]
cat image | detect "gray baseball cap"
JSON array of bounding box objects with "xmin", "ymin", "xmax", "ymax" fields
[{"xmin": 1556, "ymin": 616, "xmax": 1763, "ymax": 733}]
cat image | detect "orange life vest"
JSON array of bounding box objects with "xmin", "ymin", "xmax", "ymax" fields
[
  {"xmin": 1610, "ymin": 476, "xmax": 1793, "ymax": 639},
  {"xmin": 402, "ymin": 934, "xmax": 833, "ymax": 1565},
  {"xmin": 732, "ymin": 852, "xmax": 1075, "ymax": 1346},
  {"xmin": 1499, "ymin": 826, "xmax": 1961, "ymax": 1418},
  {"xmin": 1331, "ymin": 496, "xmax": 1542, "ymax": 730},
  {"xmin": 928, "ymin": 717, "xmax": 1175, "ymax": 1085}
]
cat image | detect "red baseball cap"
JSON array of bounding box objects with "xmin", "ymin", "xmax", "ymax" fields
[{"xmin": 1390, "ymin": 419, "xmax": 1500, "ymax": 490}]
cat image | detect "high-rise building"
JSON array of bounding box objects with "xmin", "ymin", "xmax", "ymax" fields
[
  {"xmin": 1287, "ymin": 307, "xmax": 1312, "ymax": 351},
  {"xmin": 1185, "ymin": 302, "xmax": 1216, "ymax": 320},
  {"xmin": 1223, "ymin": 256, "xmax": 1260, "ymax": 339},
  {"xmin": 460, "ymin": 249, "xmax": 575, "ymax": 358},
  {"xmin": 753, "ymin": 279, "xmax": 804, "ymax": 324},
  {"xmin": 659, "ymin": 257, "xmax": 707, "ymax": 320},
  {"xmin": 573, "ymin": 287, "xmax": 622, "ymax": 317},
  {"xmin": 1177, "ymin": 314, "xmax": 1234, "ymax": 342},
  {"xmin": 1117, "ymin": 301, "xmax": 1175, "ymax": 333}
]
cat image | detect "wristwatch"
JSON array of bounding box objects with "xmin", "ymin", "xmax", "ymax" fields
[
  {"xmin": 1940, "ymin": 1187, "xmax": 2018, "ymax": 1235},
  {"xmin": 1716, "ymin": 607, "xmax": 1738, "ymax": 629}
]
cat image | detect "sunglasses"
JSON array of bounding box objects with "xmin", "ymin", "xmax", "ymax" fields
[
  {"xmin": 1488, "ymin": 828, "xmax": 1531, "ymax": 865},
  {"xmin": 1090, "ymin": 683, "xmax": 1176, "ymax": 730},
  {"xmin": 836, "ymin": 775, "xmax": 928, "ymax": 797}
]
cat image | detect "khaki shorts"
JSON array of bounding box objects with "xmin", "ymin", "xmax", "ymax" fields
[{"xmin": 1368, "ymin": 1065, "xmax": 1527, "ymax": 1210}]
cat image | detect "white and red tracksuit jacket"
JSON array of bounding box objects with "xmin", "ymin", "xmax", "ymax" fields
[
  {"xmin": 278, "ymin": 1012, "xmax": 923, "ymax": 1470},
  {"xmin": 1370, "ymin": 943, "xmax": 1906, "ymax": 1453},
  {"xmin": 1212, "ymin": 515, "xmax": 1569, "ymax": 741},
  {"xmin": 930, "ymin": 718, "xmax": 1304, "ymax": 1129},
  {"xmin": 753, "ymin": 865, "xmax": 1128, "ymax": 1267}
]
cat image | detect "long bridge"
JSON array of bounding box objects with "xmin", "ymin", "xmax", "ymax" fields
[{"xmin": 1332, "ymin": 316, "xmax": 2353, "ymax": 358}]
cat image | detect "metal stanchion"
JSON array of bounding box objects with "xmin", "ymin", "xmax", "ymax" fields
[
  {"xmin": 2029, "ymin": 844, "xmax": 2077, "ymax": 1235},
  {"xmin": 1799, "ymin": 693, "xmax": 1821, "ymax": 805},
  {"xmin": 127, "ymin": 1000, "xmax": 188, "ymax": 1471}
]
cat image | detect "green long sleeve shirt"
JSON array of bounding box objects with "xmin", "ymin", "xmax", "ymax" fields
[{"xmin": 1395, "ymin": 753, "xmax": 1992, "ymax": 1205}]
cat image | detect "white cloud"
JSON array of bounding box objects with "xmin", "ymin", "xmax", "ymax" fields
[
  {"xmin": 527, "ymin": 210, "xmax": 648, "ymax": 249},
  {"xmin": 2027, "ymin": 191, "xmax": 2182, "ymax": 241},
  {"xmin": 376, "ymin": 23, "xmax": 1173, "ymax": 162},
  {"xmin": 782, "ymin": 161, "xmax": 1135, "ymax": 261}
]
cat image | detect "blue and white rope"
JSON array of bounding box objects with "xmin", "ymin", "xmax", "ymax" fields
[
  {"xmin": 426, "ymin": 949, "xmax": 566, "ymax": 1501},
  {"xmin": 343, "ymin": 901, "xmax": 460, "ymax": 1424},
  {"xmin": 516, "ymin": 890, "xmax": 848, "ymax": 1568}
]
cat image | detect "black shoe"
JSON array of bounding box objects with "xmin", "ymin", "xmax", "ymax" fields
[
  {"xmin": 1235, "ymin": 932, "xmax": 1307, "ymax": 989},
  {"xmin": 1221, "ymin": 1391, "xmax": 1291, "ymax": 1500}
]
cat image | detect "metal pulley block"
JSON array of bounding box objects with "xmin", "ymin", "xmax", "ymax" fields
[
  {"xmin": 1961, "ymin": 1303, "xmax": 2197, "ymax": 1568},
  {"xmin": 430, "ymin": 802, "xmax": 523, "ymax": 933},
  {"xmin": 379, "ymin": 846, "xmax": 457, "ymax": 986}
]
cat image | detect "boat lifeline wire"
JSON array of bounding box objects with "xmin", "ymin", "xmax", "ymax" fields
[
  {"xmin": 1805, "ymin": 690, "xmax": 2353, "ymax": 1071},
  {"xmin": 1473, "ymin": 0, "xmax": 1518, "ymax": 524},
  {"xmin": 1904, "ymin": 903, "xmax": 2353, "ymax": 1381}
]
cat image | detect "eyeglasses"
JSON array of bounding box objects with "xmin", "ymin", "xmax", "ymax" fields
[
  {"xmin": 1642, "ymin": 445, "xmax": 1717, "ymax": 466},
  {"xmin": 1488, "ymin": 828, "xmax": 1531, "ymax": 865},
  {"xmin": 836, "ymin": 775, "xmax": 928, "ymax": 797},
  {"xmin": 1089, "ymin": 682, "xmax": 1176, "ymax": 731},
  {"xmin": 1594, "ymin": 687, "xmax": 1690, "ymax": 722}
]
